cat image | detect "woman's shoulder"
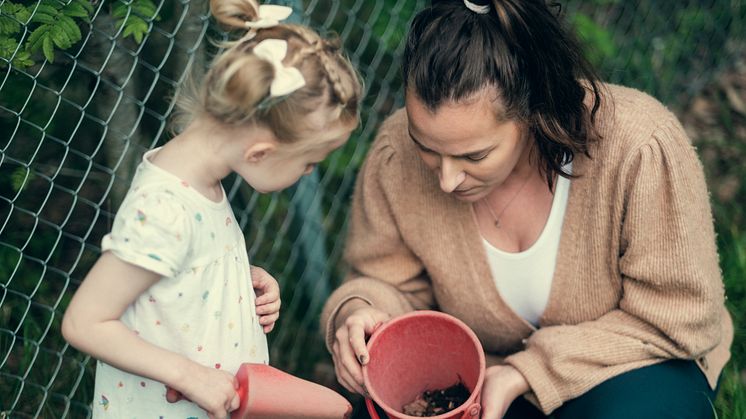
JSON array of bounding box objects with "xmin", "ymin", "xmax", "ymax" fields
[
  {"xmin": 593, "ymin": 83, "xmax": 690, "ymax": 155},
  {"xmin": 358, "ymin": 108, "xmax": 436, "ymax": 195},
  {"xmin": 365, "ymin": 108, "xmax": 419, "ymax": 168}
]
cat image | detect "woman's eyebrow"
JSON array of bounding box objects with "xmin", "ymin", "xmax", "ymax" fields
[
  {"xmin": 408, "ymin": 128, "xmax": 493, "ymax": 158},
  {"xmin": 408, "ymin": 129, "xmax": 435, "ymax": 152}
]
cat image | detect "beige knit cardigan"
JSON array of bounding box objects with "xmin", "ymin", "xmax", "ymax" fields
[{"xmin": 320, "ymin": 84, "xmax": 733, "ymax": 414}]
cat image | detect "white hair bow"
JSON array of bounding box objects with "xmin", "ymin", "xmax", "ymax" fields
[
  {"xmin": 253, "ymin": 38, "xmax": 306, "ymax": 97},
  {"xmin": 245, "ymin": 5, "xmax": 293, "ymax": 29}
]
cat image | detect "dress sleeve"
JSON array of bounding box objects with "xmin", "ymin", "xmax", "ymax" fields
[
  {"xmin": 320, "ymin": 135, "xmax": 436, "ymax": 352},
  {"xmin": 504, "ymin": 119, "xmax": 725, "ymax": 413},
  {"xmin": 102, "ymin": 188, "xmax": 193, "ymax": 278}
]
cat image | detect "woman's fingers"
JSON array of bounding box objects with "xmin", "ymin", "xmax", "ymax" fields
[
  {"xmin": 334, "ymin": 355, "xmax": 366, "ymax": 394},
  {"xmin": 347, "ymin": 319, "xmax": 369, "ymax": 364}
]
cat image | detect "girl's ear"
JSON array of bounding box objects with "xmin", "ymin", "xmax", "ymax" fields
[{"xmin": 244, "ymin": 142, "xmax": 277, "ymax": 163}]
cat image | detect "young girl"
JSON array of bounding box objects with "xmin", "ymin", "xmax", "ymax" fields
[{"xmin": 61, "ymin": 0, "xmax": 362, "ymax": 417}]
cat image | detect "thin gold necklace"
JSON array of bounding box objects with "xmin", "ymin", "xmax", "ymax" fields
[{"xmin": 481, "ymin": 175, "xmax": 531, "ymax": 228}]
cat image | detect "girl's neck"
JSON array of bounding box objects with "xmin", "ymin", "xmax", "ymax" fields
[{"xmin": 151, "ymin": 118, "xmax": 237, "ymax": 203}]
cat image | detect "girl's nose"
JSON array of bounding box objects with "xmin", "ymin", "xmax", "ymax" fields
[{"xmin": 438, "ymin": 158, "xmax": 466, "ymax": 193}]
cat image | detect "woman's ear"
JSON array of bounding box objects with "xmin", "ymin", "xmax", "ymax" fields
[{"xmin": 244, "ymin": 142, "xmax": 277, "ymax": 163}]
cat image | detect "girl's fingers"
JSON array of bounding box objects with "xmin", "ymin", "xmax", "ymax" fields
[
  {"xmin": 228, "ymin": 391, "xmax": 240, "ymax": 412},
  {"xmin": 255, "ymin": 300, "xmax": 281, "ymax": 314},
  {"xmin": 258, "ymin": 312, "xmax": 279, "ymax": 325},
  {"xmin": 255, "ymin": 292, "xmax": 279, "ymax": 305}
]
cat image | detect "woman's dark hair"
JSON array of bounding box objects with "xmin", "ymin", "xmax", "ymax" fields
[{"xmin": 402, "ymin": 0, "xmax": 604, "ymax": 188}]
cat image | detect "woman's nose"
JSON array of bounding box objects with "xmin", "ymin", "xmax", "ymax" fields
[{"xmin": 438, "ymin": 158, "xmax": 466, "ymax": 193}]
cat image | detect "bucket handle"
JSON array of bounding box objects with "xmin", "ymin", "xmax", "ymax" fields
[
  {"xmin": 365, "ymin": 399, "xmax": 481, "ymax": 419},
  {"xmin": 365, "ymin": 398, "xmax": 382, "ymax": 419}
]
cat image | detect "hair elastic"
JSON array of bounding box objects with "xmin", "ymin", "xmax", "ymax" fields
[{"xmin": 463, "ymin": 0, "xmax": 490, "ymax": 14}]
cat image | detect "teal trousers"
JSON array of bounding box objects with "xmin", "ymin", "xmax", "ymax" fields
[{"xmin": 504, "ymin": 359, "xmax": 719, "ymax": 419}]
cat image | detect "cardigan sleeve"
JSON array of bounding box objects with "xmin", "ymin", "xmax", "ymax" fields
[
  {"xmin": 320, "ymin": 129, "xmax": 436, "ymax": 353},
  {"xmin": 504, "ymin": 118, "xmax": 725, "ymax": 413}
]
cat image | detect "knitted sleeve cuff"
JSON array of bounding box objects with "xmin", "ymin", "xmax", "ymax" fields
[
  {"xmin": 504, "ymin": 349, "xmax": 563, "ymax": 414},
  {"xmin": 320, "ymin": 277, "xmax": 415, "ymax": 352}
]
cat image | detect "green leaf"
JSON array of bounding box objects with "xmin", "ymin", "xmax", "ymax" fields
[
  {"xmin": 112, "ymin": 2, "xmax": 129, "ymax": 21},
  {"xmin": 34, "ymin": 4, "xmax": 60, "ymax": 17},
  {"xmin": 120, "ymin": 15, "xmax": 149, "ymax": 44},
  {"xmin": 12, "ymin": 50, "xmax": 34, "ymax": 68},
  {"xmin": 132, "ymin": 0, "xmax": 157, "ymax": 19},
  {"xmin": 50, "ymin": 24, "xmax": 71, "ymax": 49},
  {"xmin": 42, "ymin": 34, "xmax": 54, "ymax": 62},
  {"xmin": 13, "ymin": 51, "xmax": 34, "ymax": 68},
  {"xmin": 0, "ymin": 36, "xmax": 19, "ymax": 57},
  {"xmin": 62, "ymin": 2, "xmax": 89, "ymax": 19},
  {"xmin": 13, "ymin": 5, "xmax": 32, "ymax": 24},
  {"xmin": 40, "ymin": 0, "xmax": 63, "ymax": 10},
  {"xmin": 26, "ymin": 24, "xmax": 50, "ymax": 53},
  {"xmin": 74, "ymin": 0, "xmax": 94, "ymax": 15},
  {"xmin": 11, "ymin": 167, "xmax": 35, "ymax": 193},
  {"xmin": 31, "ymin": 12, "xmax": 57, "ymax": 25},
  {"xmin": 58, "ymin": 15, "xmax": 82, "ymax": 43},
  {"xmin": 0, "ymin": 15, "xmax": 21, "ymax": 35}
]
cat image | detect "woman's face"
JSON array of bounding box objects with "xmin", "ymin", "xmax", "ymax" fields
[{"xmin": 405, "ymin": 90, "xmax": 532, "ymax": 202}]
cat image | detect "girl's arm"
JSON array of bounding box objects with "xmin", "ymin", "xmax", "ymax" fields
[{"xmin": 62, "ymin": 251, "xmax": 239, "ymax": 418}]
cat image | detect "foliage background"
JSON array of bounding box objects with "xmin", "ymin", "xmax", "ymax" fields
[{"xmin": 0, "ymin": 0, "xmax": 744, "ymax": 417}]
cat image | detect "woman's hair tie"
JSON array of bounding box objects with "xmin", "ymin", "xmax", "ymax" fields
[
  {"xmin": 244, "ymin": 4, "xmax": 293, "ymax": 29},
  {"xmin": 463, "ymin": 0, "xmax": 490, "ymax": 14}
]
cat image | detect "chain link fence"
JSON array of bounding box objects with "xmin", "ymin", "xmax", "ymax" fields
[{"xmin": 1, "ymin": 0, "xmax": 743, "ymax": 417}]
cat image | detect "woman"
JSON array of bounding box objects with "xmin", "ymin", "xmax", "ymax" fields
[{"xmin": 321, "ymin": 0, "xmax": 732, "ymax": 418}]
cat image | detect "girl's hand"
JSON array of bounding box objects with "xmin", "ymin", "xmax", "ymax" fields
[
  {"xmin": 167, "ymin": 362, "xmax": 240, "ymax": 419},
  {"xmin": 331, "ymin": 302, "xmax": 390, "ymax": 395},
  {"xmin": 251, "ymin": 265, "xmax": 281, "ymax": 333},
  {"xmin": 480, "ymin": 364, "xmax": 531, "ymax": 419}
]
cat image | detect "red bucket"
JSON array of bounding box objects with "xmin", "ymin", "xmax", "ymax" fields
[{"xmin": 362, "ymin": 311, "xmax": 486, "ymax": 419}]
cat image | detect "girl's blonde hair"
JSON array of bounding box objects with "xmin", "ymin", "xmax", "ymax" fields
[{"xmin": 172, "ymin": 0, "xmax": 362, "ymax": 143}]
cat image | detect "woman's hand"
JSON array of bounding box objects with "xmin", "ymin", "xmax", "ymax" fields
[
  {"xmin": 251, "ymin": 265, "xmax": 281, "ymax": 333},
  {"xmin": 166, "ymin": 361, "xmax": 240, "ymax": 419},
  {"xmin": 331, "ymin": 301, "xmax": 390, "ymax": 395},
  {"xmin": 480, "ymin": 364, "xmax": 531, "ymax": 419}
]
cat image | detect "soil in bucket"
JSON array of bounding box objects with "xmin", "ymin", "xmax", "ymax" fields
[{"xmin": 401, "ymin": 381, "xmax": 470, "ymax": 417}]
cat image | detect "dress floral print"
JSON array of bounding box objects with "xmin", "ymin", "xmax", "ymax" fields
[{"xmin": 92, "ymin": 148, "xmax": 269, "ymax": 418}]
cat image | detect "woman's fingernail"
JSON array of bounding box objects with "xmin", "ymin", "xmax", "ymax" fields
[{"xmin": 358, "ymin": 354, "xmax": 368, "ymax": 364}]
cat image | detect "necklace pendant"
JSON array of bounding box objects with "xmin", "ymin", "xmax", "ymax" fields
[{"xmin": 494, "ymin": 220, "xmax": 500, "ymax": 228}]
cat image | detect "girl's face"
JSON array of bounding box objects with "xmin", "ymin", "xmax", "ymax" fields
[
  {"xmin": 405, "ymin": 90, "xmax": 531, "ymax": 202},
  {"xmin": 237, "ymin": 113, "xmax": 356, "ymax": 193}
]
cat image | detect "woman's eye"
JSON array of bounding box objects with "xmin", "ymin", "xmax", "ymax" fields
[
  {"xmin": 465, "ymin": 153, "xmax": 488, "ymax": 162},
  {"xmin": 415, "ymin": 143, "xmax": 433, "ymax": 153}
]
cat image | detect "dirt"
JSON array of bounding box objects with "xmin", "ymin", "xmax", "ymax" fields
[{"xmin": 401, "ymin": 382, "xmax": 470, "ymax": 417}]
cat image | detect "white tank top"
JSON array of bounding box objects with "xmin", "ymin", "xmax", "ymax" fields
[{"xmin": 482, "ymin": 168, "xmax": 571, "ymax": 327}]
